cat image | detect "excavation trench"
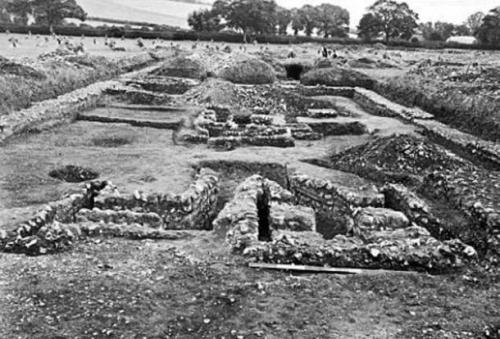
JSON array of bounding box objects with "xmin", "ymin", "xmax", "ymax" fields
[{"xmin": 257, "ymin": 185, "xmax": 272, "ymax": 242}]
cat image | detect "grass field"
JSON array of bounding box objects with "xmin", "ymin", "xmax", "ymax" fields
[{"xmin": 77, "ymin": 0, "xmax": 210, "ymax": 28}]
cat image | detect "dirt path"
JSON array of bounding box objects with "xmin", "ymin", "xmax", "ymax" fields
[{"xmin": 0, "ymin": 234, "xmax": 498, "ymax": 339}]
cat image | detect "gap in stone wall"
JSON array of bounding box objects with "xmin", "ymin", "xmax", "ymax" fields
[{"xmin": 257, "ymin": 185, "xmax": 272, "ymax": 242}]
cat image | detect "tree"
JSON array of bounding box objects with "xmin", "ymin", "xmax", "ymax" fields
[
  {"xmin": 434, "ymin": 21, "xmax": 456, "ymax": 40},
  {"xmin": 466, "ymin": 11, "xmax": 485, "ymax": 35},
  {"xmin": 290, "ymin": 8, "xmax": 303, "ymax": 35},
  {"xmin": 188, "ymin": 9, "xmax": 222, "ymax": 32},
  {"xmin": 476, "ymin": 7, "xmax": 500, "ymax": 46},
  {"xmin": 32, "ymin": 0, "xmax": 86, "ymax": 27},
  {"xmin": 6, "ymin": 0, "xmax": 32, "ymax": 25},
  {"xmin": 222, "ymin": 0, "xmax": 277, "ymax": 41},
  {"xmin": 276, "ymin": 6, "xmax": 291, "ymax": 35},
  {"xmin": 358, "ymin": 13, "xmax": 383, "ymax": 41},
  {"xmin": 293, "ymin": 5, "xmax": 319, "ymax": 37},
  {"xmin": 315, "ymin": 3, "xmax": 349, "ymax": 38},
  {"xmin": 362, "ymin": 0, "xmax": 418, "ymax": 43},
  {"xmin": 453, "ymin": 24, "xmax": 470, "ymax": 36}
]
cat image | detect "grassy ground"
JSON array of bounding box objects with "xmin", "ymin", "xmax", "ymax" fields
[{"xmin": 0, "ymin": 235, "xmax": 498, "ymax": 339}]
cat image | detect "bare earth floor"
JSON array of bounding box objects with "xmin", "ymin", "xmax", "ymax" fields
[{"xmin": 0, "ymin": 235, "xmax": 499, "ymax": 339}]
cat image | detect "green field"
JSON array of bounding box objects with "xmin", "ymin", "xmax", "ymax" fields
[{"xmin": 77, "ymin": 0, "xmax": 210, "ymax": 28}]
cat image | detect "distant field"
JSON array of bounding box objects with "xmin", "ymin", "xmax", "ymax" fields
[
  {"xmin": 76, "ymin": 0, "xmax": 210, "ymax": 28},
  {"xmin": 0, "ymin": 33, "xmax": 148, "ymax": 59}
]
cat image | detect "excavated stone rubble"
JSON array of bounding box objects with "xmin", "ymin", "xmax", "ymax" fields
[
  {"xmin": 326, "ymin": 134, "xmax": 473, "ymax": 185},
  {"xmin": 214, "ymin": 175, "xmax": 477, "ymax": 273},
  {"xmin": 2, "ymin": 51, "xmax": 499, "ymax": 274}
]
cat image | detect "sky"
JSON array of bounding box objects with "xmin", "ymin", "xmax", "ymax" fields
[{"xmin": 275, "ymin": 0, "xmax": 498, "ymax": 28}]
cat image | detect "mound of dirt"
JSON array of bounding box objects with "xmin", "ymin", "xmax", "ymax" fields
[
  {"xmin": 300, "ymin": 66, "xmax": 375, "ymax": 88},
  {"xmin": 49, "ymin": 165, "xmax": 99, "ymax": 183},
  {"xmin": 218, "ymin": 58, "xmax": 276, "ymax": 84},
  {"xmin": 153, "ymin": 55, "xmax": 207, "ymax": 79},
  {"xmin": 313, "ymin": 58, "xmax": 336, "ymax": 69},
  {"xmin": 0, "ymin": 60, "xmax": 46, "ymax": 80},
  {"xmin": 325, "ymin": 135, "xmax": 473, "ymax": 184}
]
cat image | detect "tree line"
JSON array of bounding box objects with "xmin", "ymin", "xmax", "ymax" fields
[
  {"xmin": 188, "ymin": 0, "xmax": 350, "ymax": 41},
  {"xmin": 188, "ymin": 0, "xmax": 500, "ymax": 46}
]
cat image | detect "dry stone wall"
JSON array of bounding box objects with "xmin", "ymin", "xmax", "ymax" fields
[
  {"xmin": 215, "ymin": 175, "xmax": 477, "ymax": 273},
  {"xmin": 0, "ymin": 181, "xmax": 105, "ymax": 255},
  {"xmin": 94, "ymin": 169, "xmax": 219, "ymax": 230},
  {"xmin": 0, "ymin": 80, "xmax": 118, "ymax": 144},
  {"xmin": 423, "ymin": 169, "xmax": 500, "ymax": 261}
]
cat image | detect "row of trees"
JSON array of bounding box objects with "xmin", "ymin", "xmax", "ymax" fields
[
  {"xmin": 0, "ymin": 0, "xmax": 86, "ymax": 27},
  {"xmin": 189, "ymin": 0, "xmax": 500, "ymax": 47},
  {"xmin": 188, "ymin": 0, "xmax": 350, "ymax": 41}
]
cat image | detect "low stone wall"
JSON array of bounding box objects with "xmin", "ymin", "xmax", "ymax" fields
[
  {"xmin": 246, "ymin": 228, "xmax": 476, "ymax": 273},
  {"xmin": 382, "ymin": 184, "xmax": 443, "ymax": 235},
  {"xmin": 0, "ymin": 181, "xmax": 105, "ymax": 255},
  {"xmin": 302, "ymin": 86, "xmax": 355, "ymax": 98},
  {"xmin": 288, "ymin": 172, "xmax": 385, "ymax": 213},
  {"xmin": 213, "ymin": 175, "xmax": 262, "ymax": 251},
  {"xmin": 302, "ymin": 120, "xmax": 367, "ymax": 136},
  {"xmin": 269, "ymin": 203, "xmax": 316, "ymax": 232},
  {"xmin": 105, "ymin": 85, "xmax": 175, "ymax": 105},
  {"xmin": 125, "ymin": 76, "xmax": 200, "ymax": 94},
  {"xmin": 208, "ymin": 134, "xmax": 295, "ymax": 149},
  {"xmin": 286, "ymin": 124, "xmax": 322, "ymax": 140},
  {"xmin": 213, "ymin": 175, "xmax": 312, "ymax": 252},
  {"xmin": 414, "ymin": 119, "xmax": 500, "ymax": 171},
  {"xmin": 196, "ymin": 160, "xmax": 288, "ymax": 188},
  {"xmin": 213, "ymin": 174, "xmax": 477, "ymax": 273},
  {"xmin": 0, "ymin": 80, "xmax": 118, "ymax": 144},
  {"xmin": 94, "ymin": 168, "xmax": 219, "ymax": 230},
  {"xmin": 353, "ymin": 207, "xmax": 409, "ymax": 239},
  {"xmin": 76, "ymin": 208, "xmax": 163, "ymax": 228},
  {"xmin": 0, "ymin": 54, "xmax": 167, "ymax": 144},
  {"xmin": 423, "ymin": 169, "xmax": 500, "ymax": 260},
  {"xmin": 382, "ymin": 183, "xmax": 488, "ymax": 254},
  {"xmin": 353, "ymin": 87, "xmax": 434, "ymax": 121},
  {"xmin": 351, "ymin": 87, "xmax": 500, "ymax": 170}
]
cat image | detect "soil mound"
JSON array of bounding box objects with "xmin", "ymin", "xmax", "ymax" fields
[
  {"xmin": 0, "ymin": 60, "xmax": 46, "ymax": 79},
  {"xmin": 153, "ymin": 55, "xmax": 207, "ymax": 79},
  {"xmin": 326, "ymin": 135, "xmax": 472, "ymax": 183},
  {"xmin": 219, "ymin": 58, "xmax": 276, "ymax": 84},
  {"xmin": 300, "ymin": 66, "xmax": 374, "ymax": 88},
  {"xmin": 49, "ymin": 165, "xmax": 99, "ymax": 183}
]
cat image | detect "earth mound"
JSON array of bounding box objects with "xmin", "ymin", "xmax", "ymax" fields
[
  {"xmin": 325, "ymin": 135, "xmax": 473, "ymax": 183},
  {"xmin": 49, "ymin": 165, "xmax": 99, "ymax": 183},
  {"xmin": 0, "ymin": 60, "xmax": 46, "ymax": 79},
  {"xmin": 153, "ymin": 55, "xmax": 207, "ymax": 79},
  {"xmin": 300, "ymin": 66, "xmax": 375, "ymax": 88},
  {"xmin": 218, "ymin": 58, "xmax": 276, "ymax": 84}
]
